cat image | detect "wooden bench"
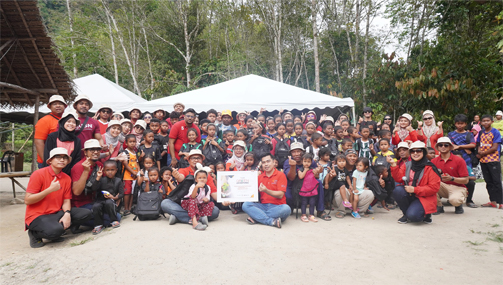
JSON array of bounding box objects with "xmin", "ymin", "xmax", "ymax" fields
[{"xmin": 0, "ymin": 171, "xmax": 31, "ymax": 204}]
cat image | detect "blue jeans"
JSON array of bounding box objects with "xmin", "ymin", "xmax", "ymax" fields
[
  {"xmin": 242, "ymin": 202, "xmax": 291, "ymax": 226},
  {"xmin": 161, "ymin": 199, "xmax": 219, "ymax": 224},
  {"xmin": 393, "ymin": 186, "xmax": 425, "ymax": 222},
  {"xmin": 79, "ymin": 203, "xmax": 122, "ymax": 227}
]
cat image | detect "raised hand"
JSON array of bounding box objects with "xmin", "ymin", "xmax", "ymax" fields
[
  {"xmin": 259, "ymin": 183, "xmax": 267, "ymax": 192},
  {"xmin": 108, "ymin": 144, "xmax": 115, "ymax": 156},
  {"xmin": 301, "ymin": 113, "xmax": 306, "ymax": 122},
  {"xmin": 48, "ymin": 177, "xmax": 61, "ymax": 192},
  {"xmin": 437, "ymin": 121, "xmax": 443, "ymax": 128},
  {"xmin": 288, "ymin": 156, "xmax": 296, "ymax": 166},
  {"xmin": 96, "ymin": 166, "xmax": 103, "ymax": 178},
  {"xmin": 406, "ymin": 125, "xmax": 414, "ymax": 132},
  {"xmin": 358, "ymin": 116, "xmax": 364, "ymax": 123},
  {"xmin": 379, "ymin": 175, "xmax": 385, "ymax": 188},
  {"xmin": 417, "ymin": 121, "xmax": 423, "ymax": 128},
  {"xmin": 211, "ymin": 139, "xmax": 219, "ymax": 146},
  {"xmin": 82, "ymin": 157, "xmax": 92, "ymax": 172}
]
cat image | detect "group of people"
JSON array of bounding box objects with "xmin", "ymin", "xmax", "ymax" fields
[{"xmin": 25, "ymin": 94, "xmax": 503, "ymax": 247}]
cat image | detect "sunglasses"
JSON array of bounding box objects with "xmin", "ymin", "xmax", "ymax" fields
[
  {"xmin": 384, "ymin": 118, "xmax": 391, "ymax": 120},
  {"xmin": 410, "ymin": 149, "xmax": 423, "ymax": 154},
  {"xmin": 437, "ymin": 143, "xmax": 451, "ymax": 148},
  {"xmin": 101, "ymin": 110, "xmax": 112, "ymax": 114},
  {"xmin": 88, "ymin": 148, "xmax": 102, "ymax": 153},
  {"xmin": 364, "ymin": 111, "xmax": 372, "ymax": 113},
  {"xmin": 144, "ymin": 116, "xmax": 152, "ymax": 119},
  {"xmin": 423, "ymin": 117, "xmax": 433, "ymax": 120}
]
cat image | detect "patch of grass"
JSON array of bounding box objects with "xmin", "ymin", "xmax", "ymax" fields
[
  {"xmin": 39, "ymin": 278, "xmax": 49, "ymax": 283},
  {"xmin": 43, "ymin": 268, "xmax": 51, "ymax": 272},
  {"xmin": 475, "ymin": 179, "xmax": 485, "ymax": 183},
  {"xmin": 26, "ymin": 263, "xmax": 37, "ymax": 269},
  {"xmin": 472, "ymin": 248, "xmax": 488, "ymax": 252},
  {"xmin": 464, "ymin": 240, "xmax": 485, "ymax": 246},
  {"xmin": 491, "ymin": 224, "xmax": 500, "ymax": 228},
  {"xmin": 487, "ymin": 231, "xmax": 503, "ymax": 243},
  {"xmin": 1, "ymin": 262, "xmax": 12, "ymax": 267},
  {"xmin": 70, "ymin": 237, "xmax": 92, "ymax": 247}
]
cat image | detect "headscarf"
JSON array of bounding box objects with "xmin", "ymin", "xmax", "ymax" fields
[
  {"xmin": 397, "ymin": 119, "xmax": 411, "ymax": 141},
  {"xmin": 471, "ymin": 124, "xmax": 481, "ymax": 141},
  {"xmin": 410, "ymin": 149, "xmax": 441, "ymax": 186},
  {"xmin": 104, "ymin": 125, "xmax": 121, "ymax": 149},
  {"xmin": 303, "ymin": 111, "xmax": 317, "ymax": 128},
  {"xmin": 422, "ymin": 113, "xmax": 439, "ymax": 147},
  {"xmin": 57, "ymin": 115, "xmax": 77, "ymax": 142},
  {"xmin": 227, "ymin": 145, "xmax": 245, "ymax": 171}
]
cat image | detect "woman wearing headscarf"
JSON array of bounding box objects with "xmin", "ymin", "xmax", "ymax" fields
[
  {"xmin": 417, "ymin": 110, "xmax": 443, "ymax": 153},
  {"xmin": 42, "ymin": 111, "xmax": 81, "ymax": 176},
  {"xmin": 388, "ymin": 141, "xmax": 441, "ymax": 224},
  {"xmin": 100, "ymin": 120, "xmax": 124, "ymax": 163},
  {"xmin": 392, "ymin": 113, "xmax": 418, "ymax": 146},
  {"xmin": 226, "ymin": 140, "xmax": 247, "ymax": 171}
]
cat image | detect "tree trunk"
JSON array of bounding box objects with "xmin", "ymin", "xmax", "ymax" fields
[
  {"xmin": 142, "ymin": 26, "xmax": 154, "ymax": 90},
  {"xmin": 362, "ymin": 0, "xmax": 372, "ymax": 107},
  {"xmin": 311, "ymin": 0, "xmax": 320, "ymax": 92},
  {"xmin": 105, "ymin": 11, "xmax": 119, "ymax": 84},
  {"xmin": 66, "ymin": 0, "xmax": 77, "ymax": 78},
  {"xmin": 354, "ymin": 0, "xmax": 360, "ymax": 72}
]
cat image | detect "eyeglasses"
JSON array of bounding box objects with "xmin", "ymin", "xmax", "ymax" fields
[
  {"xmin": 410, "ymin": 149, "xmax": 423, "ymax": 154},
  {"xmin": 101, "ymin": 110, "xmax": 112, "ymax": 114},
  {"xmin": 423, "ymin": 117, "xmax": 433, "ymax": 120},
  {"xmin": 144, "ymin": 116, "xmax": 152, "ymax": 119},
  {"xmin": 384, "ymin": 118, "xmax": 391, "ymax": 120},
  {"xmin": 190, "ymin": 156, "xmax": 202, "ymax": 161},
  {"xmin": 437, "ymin": 143, "xmax": 451, "ymax": 148},
  {"xmin": 88, "ymin": 148, "xmax": 101, "ymax": 153}
]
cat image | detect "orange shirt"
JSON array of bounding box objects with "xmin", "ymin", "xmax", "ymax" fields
[
  {"xmin": 123, "ymin": 150, "xmax": 139, "ymax": 181},
  {"xmin": 25, "ymin": 166, "xmax": 72, "ymax": 226},
  {"xmin": 34, "ymin": 113, "xmax": 61, "ymax": 163},
  {"xmin": 258, "ymin": 169, "xmax": 287, "ymax": 205}
]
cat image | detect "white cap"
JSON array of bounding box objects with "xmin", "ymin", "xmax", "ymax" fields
[
  {"xmin": 119, "ymin": 118, "xmax": 131, "ymax": 125},
  {"xmin": 47, "ymin": 95, "xmax": 67, "ymax": 108},
  {"xmin": 396, "ymin": 142, "xmax": 410, "ymax": 150},
  {"xmin": 107, "ymin": 120, "xmax": 121, "ymax": 130},
  {"xmin": 173, "ymin": 102, "xmax": 185, "ymax": 109},
  {"xmin": 187, "ymin": 149, "xmax": 205, "ymax": 161},
  {"xmin": 399, "ymin": 113, "xmax": 413, "ymax": 122},
  {"xmin": 422, "ymin": 110, "xmax": 434, "ymax": 117},
  {"xmin": 60, "ymin": 110, "xmax": 80, "ymax": 125},
  {"xmin": 130, "ymin": 108, "xmax": 142, "ymax": 116},
  {"xmin": 46, "ymin": 147, "xmax": 71, "ymax": 164},
  {"xmin": 112, "ymin": 112, "xmax": 124, "ymax": 119},
  {"xmin": 97, "ymin": 104, "xmax": 113, "ymax": 113},
  {"xmin": 290, "ymin": 142, "xmax": 305, "ymax": 152},
  {"xmin": 324, "ymin": 116, "xmax": 335, "ymax": 123},
  {"xmin": 409, "ymin": 141, "xmax": 427, "ymax": 151},
  {"xmin": 233, "ymin": 140, "xmax": 247, "ymax": 150},
  {"xmin": 134, "ymin": 120, "xmax": 147, "ymax": 130},
  {"xmin": 72, "ymin": 94, "xmax": 93, "ymax": 109},
  {"xmin": 435, "ymin": 137, "xmax": 453, "ymax": 150},
  {"xmin": 83, "ymin": 139, "xmax": 101, "ymax": 150},
  {"xmin": 496, "ymin": 110, "xmax": 503, "ymax": 116}
]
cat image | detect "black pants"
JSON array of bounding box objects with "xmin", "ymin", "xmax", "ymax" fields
[
  {"xmin": 466, "ymin": 180, "xmax": 476, "ymax": 204},
  {"xmin": 92, "ymin": 200, "xmax": 118, "ymax": 226},
  {"xmin": 480, "ymin": 162, "xmax": 503, "ymax": 204},
  {"xmin": 27, "ymin": 208, "xmax": 92, "ymax": 240}
]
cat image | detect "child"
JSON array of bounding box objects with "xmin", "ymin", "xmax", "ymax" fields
[
  {"xmin": 351, "ymin": 157, "xmax": 370, "ymax": 219},
  {"xmin": 139, "ymin": 130, "xmax": 162, "ymax": 169},
  {"xmin": 215, "ymin": 161, "xmax": 226, "ymax": 173},
  {"xmin": 293, "ymin": 115, "xmax": 302, "ymax": 124},
  {"xmin": 333, "ymin": 126, "xmax": 344, "ymax": 153},
  {"xmin": 181, "ymin": 167, "xmax": 215, "ymax": 231},
  {"xmin": 149, "ymin": 118, "xmax": 161, "ymax": 134},
  {"xmin": 375, "ymin": 130, "xmax": 393, "ymax": 153},
  {"xmin": 257, "ymin": 114, "xmax": 266, "ymax": 126},
  {"xmin": 321, "ymin": 122, "xmax": 338, "ymax": 158},
  {"xmin": 199, "ymin": 119, "xmax": 210, "ymax": 140},
  {"xmin": 245, "ymin": 116, "xmax": 255, "ymax": 137},
  {"xmin": 236, "ymin": 129, "xmax": 251, "ymax": 149},
  {"xmin": 139, "ymin": 167, "xmax": 165, "ymax": 195},
  {"xmin": 218, "ymin": 110, "xmax": 237, "ymax": 139},
  {"xmin": 298, "ymin": 153, "xmax": 319, "ymax": 223},
  {"xmin": 271, "ymin": 123, "xmax": 290, "ymax": 168},
  {"xmin": 306, "ymin": 132, "xmax": 323, "ymax": 160},
  {"xmin": 160, "ymin": 166, "xmax": 177, "ymax": 196},
  {"xmin": 274, "ymin": 115, "xmax": 282, "ymax": 125},
  {"xmin": 249, "ymin": 121, "xmax": 272, "ymax": 159},
  {"xmin": 167, "ymin": 111, "xmax": 180, "ymax": 129},
  {"xmin": 243, "ymin": 152, "xmax": 259, "ymax": 171},
  {"xmin": 156, "ymin": 121, "xmax": 170, "ymax": 167},
  {"xmin": 290, "ymin": 123, "xmax": 309, "ymax": 149},
  {"xmin": 326, "ymin": 154, "xmax": 352, "ymax": 210},
  {"xmin": 223, "ymin": 130, "xmax": 235, "ymax": 160},
  {"xmin": 178, "ymin": 128, "xmax": 203, "ymax": 168},
  {"xmin": 285, "ymin": 119, "xmax": 295, "ymax": 139},
  {"xmin": 305, "ymin": 121, "xmax": 317, "ymax": 144},
  {"xmin": 122, "ymin": 134, "xmax": 139, "ymax": 215},
  {"xmin": 356, "ymin": 127, "xmax": 375, "ymax": 159},
  {"xmin": 317, "ymin": 148, "xmax": 332, "ymax": 206},
  {"xmin": 373, "ymin": 165, "xmax": 395, "ymax": 210},
  {"xmin": 266, "ymin": 118, "xmax": 277, "ymax": 138},
  {"xmin": 448, "ymin": 114, "xmax": 476, "ymax": 167},
  {"xmin": 340, "ymin": 120, "xmax": 351, "ymax": 133},
  {"xmin": 426, "ymin": 147, "xmax": 436, "ymax": 161},
  {"xmin": 202, "ymin": 123, "xmax": 226, "ymax": 165},
  {"xmin": 341, "ymin": 138, "xmax": 353, "ymax": 154},
  {"xmin": 372, "ymin": 139, "xmax": 395, "ymax": 166},
  {"xmin": 476, "ymin": 115, "xmax": 502, "ymax": 209},
  {"xmin": 91, "ymin": 161, "xmax": 123, "ymax": 234}
]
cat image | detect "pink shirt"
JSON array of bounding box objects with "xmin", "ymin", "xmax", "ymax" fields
[
  {"xmin": 184, "ymin": 184, "xmax": 210, "ymax": 203},
  {"xmin": 56, "ymin": 139, "xmax": 75, "ymax": 157}
]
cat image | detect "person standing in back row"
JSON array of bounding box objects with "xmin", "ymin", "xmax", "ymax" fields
[
  {"xmin": 73, "ymin": 95, "xmax": 105, "ymax": 153},
  {"xmin": 169, "ymin": 108, "xmax": 201, "ymax": 167}
]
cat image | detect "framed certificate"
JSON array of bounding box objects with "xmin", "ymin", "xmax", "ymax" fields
[{"xmin": 216, "ymin": 171, "xmax": 259, "ymax": 202}]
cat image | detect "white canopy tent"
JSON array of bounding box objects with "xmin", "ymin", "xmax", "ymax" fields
[
  {"xmin": 136, "ymin": 75, "xmax": 354, "ymax": 117},
  {"xmin": 1, "ymin": 74, "xmax": 146, "ymax": 123}
]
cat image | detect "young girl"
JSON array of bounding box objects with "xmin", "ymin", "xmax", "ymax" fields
[
  {"xmin": 306, "ymin": 133, "xmax": 323, "ymax": 161},
  {"xmin": 249, "ymin": 121, "xmax": 272, "ymax": 159},
  {"xmin": 236, "ymin": 129, "xmax": 251, "ymax": 149},
  {"xmin": 290, "ymin": 123, "xmax": 309, "ymax": 149},
  {"xmin": 160, "ymin": 166, "xmax": 177, "ymax": 196},
  {"xmin": 178, "ymin": 128, "xmax": 202, "ymax": 168},
  {"xmin": 122, "ymin": 134, "xmax": 140, "ymax": 215},
  {"xmin": 351, "ymin": 157, "xmax": 370, "ymax": 219},
  {"xmin": 243, "ymin": 152, "xmax": 259, "ymax": 171},
  {"xmin": 298, "ymin": 153, "xmax": 319, "ymax": 222},
  {"xmin": 271, "ymin": 123, "xmax": 290, "ymax": 169},
  {"xmin": 305, "ymin": 121, "xmax": 317, "ymax": 145},
  {"xmin": 139, "ymin": 130, "xmax": 162, "ymax": 169},
  {"xmin": 257, "ymin": 114, "xmax": 266, "ymax": 126},
  {"xmin": 285, "ymin": 119, "xmax": 295, "ymax": 139},
  {"xmin": 181, "ymin": 167, "xmax": 215, "ymax": 231},
  {"xmin": 274, "ymin": 114, "xmax": 282, "ymax": 125},
  {"xmin": 202, "ymin": 123, "xmax": 226, "ymax": 165},
  {"xmin": 226, "ymin": 141, "xmax": 247, "ymax": 171},
  {"xmin": 139, "ymin": 166, "xmax": 165, "ymax": 196},
  {"xmin": 266, "ymin": 118, "xmax": 277, "ymax": 138},
  {"xmin": 293, "ymin": 115, "xmax": 303, "ymax": 124}
]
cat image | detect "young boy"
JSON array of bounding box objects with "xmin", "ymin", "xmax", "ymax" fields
[
  {"xmin": 372, "ymin": 138, "xmax": 395, "ymax": 166},
  {"xmin": 341, "ymin": 138, "xmax": 353, "ymax": 154},
  {"xmin": 223, "ymin": 130, "xmax": 235, "ymax": 161},
  {"xmin": 202, "ymin": 123, "xmax": 226, "ymax": 165},
  {"xmin": 156, "ymin": 121, "xmax": 170, "ymax": 167},
  {"xmin": 374, "ymin": 130, "xmax": 393, "ymax": 153},
  {"xmin": 149, "ymin": 118, "xmax": 161, "ymax": 135},
  {"xmin": 373, "ymin": 165, "xmax": 395, "ymax": 209},
  {"xmin": 167, "ymin": 111, "xmax": 181, "ymax": 129},
  {"xmin": 306, "ymin": 132, "xmax": 323, "ymax": 160},
  {"xmin": 122, "ymin": 134, "xmax": 140, "ymax": 216},
  {"xmin": 199, "ymin": 119, "xmax": 210, "ymax": 140},
  {"xmin": 218, "ymin": 110, "xmax": 237, "ymax": 139},
  {"xmin": 448, "ymin": 114, "xmax": 476, "ymax": 167},
  {"xmin": 476, "ymin": 115, "xmax": 502, "ymax": 209},
  {"xmin": 91, "ymin": 160, "xmax": 123, "ymax": 234},
  {"xmin": 333, "ymin": 126, "xmax": 344, "ymax": 153},
  {"xmin": 356, "ymin": 127, "xmax": 375, "ymax": 159},
  {"xmin": 427, "ymin": 147, "xmax": 436, "ymax": 161}
]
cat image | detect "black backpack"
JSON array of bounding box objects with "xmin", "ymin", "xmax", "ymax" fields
[
  {"xmin": 366, "ymin": 168, "xmax": 388, "ymax": 201},
  {"xmin": 274, "ymin": 136, "xmax": 290, "ymax": 168},
  {"xmin": 166, "ymin": 175, "xmax": 195, "ymax": 204},
  {"xmin": 290, "ymin": 174, "xmax": 304, "ymax": 219},
  {"xmin": 324, "ymin": 139, "xmax": 339, "ymax": 159},
  {"xmin": 252, "ymin": 136, "xmax": 271, "ymax": 160},
  {"xmin": 178, "ymin": 144, "xmax": 201, "ymax": 168},
  {"xmin": 465, "ymin": 131, "xmax": 479, "ymax": 167},
  {"xmin": 133, "ymin": 191, "xmax": 164, "ymax": 221},
  {"xmin": 373, "ymin": 153, "xmax": 391, "ymax": 168},
  {"xmin": 203, "ymin": 139, "xmax": 224, "ymax": 165}
]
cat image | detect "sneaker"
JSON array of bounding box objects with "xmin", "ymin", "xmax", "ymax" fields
[
  {"xmin": 455, "ymin": 205, "xmax": 464, "ymax": 214},
  {"xmin": 199, "ymin": 216, "xmax": 209, "ymax": 226},
  {"xmin": 499, "ymin": 204, "xmax": 503, "ymax": 210},
  {"xmin": 432, "ymin": 206, "xmax": 444, "ymax": 215},
  {"xmin": 168, "ymin": 214, "xmax": 178, "ymax": 225},
  {"xmin": 397, "ymin": 215, "xmax": 408, "ymax": 224},
  {"xmin": 194, "ymin": 223, "xmax": 207, "ymax": 231},
  {"xmin": 28, "ymin": 230, "xmax": 44, "ymax": 248},
  {"xmin": 366, "ymin": 205, "xmax": 374, "ymax": 214},
  {"xmin": 351, "ymin": 211, "xmax": 361, "ymax": 219},
  {"xmin": 423, "ymin": 214, "xmax": 432, "ymax": 224}
]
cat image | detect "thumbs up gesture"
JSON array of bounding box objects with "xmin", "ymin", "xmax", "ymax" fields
[{"xmin": 48, "ymin": 177, "xmax": 61, "ymax": 193}]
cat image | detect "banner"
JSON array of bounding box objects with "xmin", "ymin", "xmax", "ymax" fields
[{"xmin": 216, "ymin": 171, "xmax": 259, "ymax": 202}]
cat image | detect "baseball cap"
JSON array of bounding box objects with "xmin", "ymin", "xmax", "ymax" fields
[
  {"xmin": 221, "ymin": 110, "xmax": 232, "ymax": 117},
  {"xmin": 345, "ymin": 149, "xmax": 357, "ymax": 156}
]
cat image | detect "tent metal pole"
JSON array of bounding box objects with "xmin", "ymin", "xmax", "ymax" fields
[
  {"xmin": 352, "ymin": 106, "xmax": 356, "ymax": 126},
  {"xmin": 31, "ymin": 95, "xmax": 40, "ymax": 172}
]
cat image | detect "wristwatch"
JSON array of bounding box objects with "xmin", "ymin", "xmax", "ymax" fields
[
  {"xmin": 451, "ymin": 177, "xmax": 455, "ymax": 182},
  {"xmin": 64, "ymin": 210, "xmax": 71, "ymax": 214}
]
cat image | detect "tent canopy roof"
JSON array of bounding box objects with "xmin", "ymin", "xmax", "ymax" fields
[{"xmin": 137, "ymin": 74, "xmax": 353, "ymax": 113}]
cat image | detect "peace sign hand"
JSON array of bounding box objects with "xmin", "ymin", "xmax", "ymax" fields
[{"xmin": 96, "ymin": 166, "xmax": 103, "ymax": 178}]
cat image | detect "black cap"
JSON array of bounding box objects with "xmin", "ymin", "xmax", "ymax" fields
[{"xmin": 362, "ymin": 107, "xmax": 373, "ymax": 114}]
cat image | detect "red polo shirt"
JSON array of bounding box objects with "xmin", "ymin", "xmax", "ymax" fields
[
  {"xmin": 70, "ymin": 158, "xmax": 103, "ymax": 207},
  {"xmin": 259, "ymin": 169, "xmax": 287, "ymax": 205},
  {"xmin": 179, "ymin": 166, "xmax": 216, "ymax": 193},
  {"xmin": 431, "ymin": 154, "xmax": 469, "ymax": 188},
  {"xmin": 169, "ymin": 120, "xmax": 201, "ymax": 159},
  {"xmin": 25, "ymin": 166, "xmax": 72, "ymax": 226}
]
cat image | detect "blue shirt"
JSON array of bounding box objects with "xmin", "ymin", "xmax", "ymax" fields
[{"xmin": 448, "ymin": 131, "xmax": 475, "ymax": 166}]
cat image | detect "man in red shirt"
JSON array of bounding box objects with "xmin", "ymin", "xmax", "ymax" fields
[
  {"xmin": 162, "ymin": 149, "xmax": 219, "ymax": 225},
  {"xmin": 169, "ymin": 108, "xmax": 201, "ymax": 167},
  {"xmin": 242, "ymin": 153, "xmax": 291, "ymax": 228},
  {"xmin": 95, "ymin": 104, "xmax": 113, "ymax": 135},
  {"xmin": 73, "ymin": 95, "xmax": 105, "ymax": 153},
  {"xmin": 431, "ymin": 137, "xmax": 469, "ymax": 215},
  {"xmin": 25, "ymin": 148, "xmax": 92, "ymax": 248},
  {"xmin": 34, "ymin": 95, "xmax": 67, "ymax": 168}
]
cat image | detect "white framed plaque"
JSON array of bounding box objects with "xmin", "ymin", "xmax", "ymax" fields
[{"xmin": 216, "ymin": 171, "xmax": 259, "ymax": 202}]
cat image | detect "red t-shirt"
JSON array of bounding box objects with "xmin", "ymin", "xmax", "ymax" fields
[
  {"xmin": 34, "ymin": 113, "xmax": 61, "ymax": 163},
  {"xmin": 179, "ymin": 166, "xmax": 216, "ymax": 193},
  {"xmin": 169, "ymin": 121, "xmax": 201, "ymax": 159},
  {"xmin": 431, "ymin": 154, "xmax": 469, "ymax": 188},
  {"xmin": 98, "ymin": 120, "xmax": 108, "ymax": 135},
  {"xmin": 25, "ymin": 166, "xmax": 72, "ymax": 226},
  {"xmin": 76, "ymin": 116, "xmax": 101, "ymax": 150},
  {"xmin": 70, "ymin": 158, "xmax": 103, "ymax": 207},
  {"xmin": 258, "ymin": 169, "xmax": 287, "ymax": 205}
]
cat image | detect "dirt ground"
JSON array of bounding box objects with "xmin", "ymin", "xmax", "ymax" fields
[{"xmin": 0, "ymin": 177, "xmax": 502, "ymax": 285}]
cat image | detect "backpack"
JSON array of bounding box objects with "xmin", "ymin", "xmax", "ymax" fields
[
  {"xmin": 203, "ymin": 139, "xmax": 224, "ymax": 165},
  {"xmin": 465, "ymin": 131, "xmax": 480, "ymax": 167},
  {"xmin": 290, "ymin": 174, "xmax": 304, "ymax": 219},
  {"xmin": 178, "ymin": 144, "xmax": 201, "ymax": 168},
  {"xmin": 373, "ymin": 153, "xmax": 391, "ymax": 168},
  {"xmin": 274, "ymin": 136, "xmax": 290, "ymax": 168},
  {"xmin": 252, "ymin": 136, "xmax": 271, "ymax": 160},
  {"xmin": 133, "ymin": 190, "xmax": 164, "ymax": 221},
  {"xmin": 324, "ymin": 139, "xmax": 339, "ymax": 159},
  {"xmin": 365, "ymin": 168, "xmax": 388, "ymax": 201},
  {"xmin": 299, "ymin": 170, "xmax": 319, "ymax": 197},
  {"xmin": 166, "ymin": 175, "xmax": 195, "ymax": 204}
]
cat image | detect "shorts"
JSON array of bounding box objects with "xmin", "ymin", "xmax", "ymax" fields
[
  {"xmin": 124, "ymin": 180, "xmax": 133, "ymax": 195},
  {"xmin": 353, "ymin": 188, "xmax": 367, "ymax": 196}
]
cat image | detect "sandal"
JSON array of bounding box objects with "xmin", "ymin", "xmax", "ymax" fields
[
  {"xmin": 308, "ymin": 215, "xmax": 318, "ymax": 222},
  {"xmin": 246, "ymin": 217, "xmax": 256, "ymax": 225},
  {"xmin": 229, "ymin": 204, "xmax": 238, "ymax": 215},
  {"xmin": 111, "ymin": 221, "xmax": 120, "ymax": 228},
  {"xmin": 466, "ymin": 202, "xmax": 478, "ymax": 208},
  {"xmin": 335, "ymin": 210, "xmax": 345, "ymax": 219},
  {"xmin": 317, "ymin": 212, "xmax": 332, "ymax": 221},
  {"xmin": 343, "ymin": 201, "xmax": 352, "ymax": 209},
  {"xmin": 300, "ymin": 215, "xmax": 309, "ymax": 222},
  {"xmin": 481, "ymin": 202, "xmax": 497, "ymax": 208},
  {"xmin": 92, "ymin": 225, "xmax": 103, "ymax": 235},
  {"xmin": 272, "ymin": 218, "xmax": 282, "ymax": 228},
  {"xmin": 123, "ymin": 210, "xmax": 131, "ymax": 216}
]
